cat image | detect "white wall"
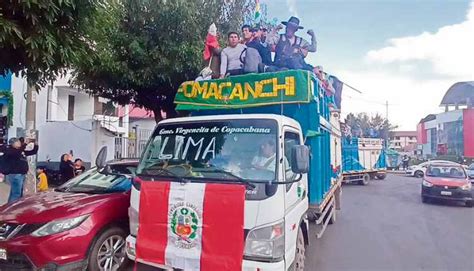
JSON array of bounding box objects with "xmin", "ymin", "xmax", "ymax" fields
[
  {"xmin": 55, "ymin": 87, "xmax": 94, "ymax": 121},
  {"xmin": 37, "ymin": 120, "xmax": 93, "ymax": 162}
]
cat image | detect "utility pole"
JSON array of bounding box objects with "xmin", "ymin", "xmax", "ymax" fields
[{"xmin": 24, "ymin": 84, "xmax": 37, "ymax": 195}]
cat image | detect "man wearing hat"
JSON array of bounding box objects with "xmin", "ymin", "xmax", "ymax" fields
[
  {"xmin": 264, "ymin": 16, "xmax": 317, "ymax": 71},
  {"xmin": 1, "ymin": 137, "xmax": 38, "ymax": 203}
]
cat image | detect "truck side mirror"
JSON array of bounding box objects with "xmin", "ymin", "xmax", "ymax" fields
[
  {"xmin": 291, "ymin": 145, "xmax": 310, "ymax": 174},
  {"xmin": 95, "ymin": 146, "xmax": 108, "ymax": 169}
]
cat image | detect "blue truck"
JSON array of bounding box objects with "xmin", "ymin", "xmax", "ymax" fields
[{"xmin": 342, "ymin": 137, "xmax": 387, "ymax": 185}]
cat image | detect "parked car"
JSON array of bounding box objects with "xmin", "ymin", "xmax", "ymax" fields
[
  {"xmin": 468, "ymin": 163, "xmax": 474, "ymax": 180},
  {"xmin": 421, "ymin": 163, "xmax": 472, "ymax": 207},
  {"xmin": 406, "ymin": 160, "xmax": 460, "ymax": 178},
  {"xmin": 0, "ymin": 159, "xmax": 138, "ymax": 270}
]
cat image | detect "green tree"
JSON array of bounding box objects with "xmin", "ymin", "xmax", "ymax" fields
[
  {"xmin": 72, "ymin": 0, "xmax": 250, "ymax": 122},
  {"xmin": 0, "ymin": 0, "xmax": 99, "ymax": 86},
  {"xmin": 344, "ymin": 112, "xmax": 397, "ymax": 139}
]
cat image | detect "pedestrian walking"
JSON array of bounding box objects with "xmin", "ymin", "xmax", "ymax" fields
[
  {"xmin": 402, "ymin": 155, "xmax": 410, "ymax": 171},
  {"xmin": 59, "ymin": 153, "xmax": 75, "ymax": 184},
  {"xmin": 1, "ymin": 138, "xmax": 38, "ymax": 203}
]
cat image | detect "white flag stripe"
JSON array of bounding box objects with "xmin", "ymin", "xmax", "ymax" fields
[{"xmin": 165, "ymin": 182, "xmax": 206, "ymax": 271}]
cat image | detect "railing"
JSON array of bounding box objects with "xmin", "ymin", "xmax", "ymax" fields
[{"xmin": 114, "ymin": 129, "xmax": 152, "ymax": 159}]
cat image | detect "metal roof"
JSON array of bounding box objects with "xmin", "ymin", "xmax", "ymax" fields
[{"xmin": 440, "ymin": 81, "xmax": 474, "ymax": 106}]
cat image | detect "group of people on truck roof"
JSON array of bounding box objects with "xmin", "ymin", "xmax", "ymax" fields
[
  {"xmin": 199, "ymin": 16, "xmax": 341, "ymax": 110},
  {"xmin": 220, "ymin": 16, "xmax": 317, "ymax": 78},
  {"xmin": 200, "ymin": 16, "xmax": 318, "ymax": 80}
]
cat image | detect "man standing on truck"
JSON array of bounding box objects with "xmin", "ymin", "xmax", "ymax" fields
[
  {"xmin": 220, "ymin": 32, "xmax": 247, "ymax": 78},
  {"xmin": 261, "ymin": 16, "xmax": 317, "ymax": 72}
]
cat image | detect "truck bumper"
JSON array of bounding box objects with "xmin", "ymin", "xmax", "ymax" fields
[{"xmin": 126, "ymin": 235, "xmax": 286, "ymax": 271}]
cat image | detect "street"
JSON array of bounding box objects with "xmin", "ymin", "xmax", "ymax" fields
[{"xmin": 128, "ymin": 174, "xmax": 474, "ymax": 271}]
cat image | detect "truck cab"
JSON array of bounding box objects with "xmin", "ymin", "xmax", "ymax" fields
[{"xmin": 125, "ymin": 70, "xmax": 341, "ymax": 270}]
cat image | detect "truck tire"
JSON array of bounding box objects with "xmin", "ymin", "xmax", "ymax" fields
[
  {"xmin": 289, "ymin": 227, "xmax": 306, "ymax": 271},
  {"xmin": 358, "ymin": 174, "xmax": 370, "ymax": 185},
  {"xmin": 307, "ymin": 210, "xmax": 317, "ymax": 223},
  {"xmin": 376, "ymin": 173, "xmax": 387, "ymax": 180},
  {"xmin": 328, "ymin": 207, "xmax": 336, "ymax": 225}
]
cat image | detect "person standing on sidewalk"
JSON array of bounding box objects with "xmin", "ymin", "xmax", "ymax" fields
[{"xmin": 2, "ymin": 138, "xmax": 39, "ymax": 203}]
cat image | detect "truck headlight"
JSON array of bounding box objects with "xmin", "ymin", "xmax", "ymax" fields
[
  {"xmin": 244, "ymin": 221, "xmax": 285, "ymax": 261},
  {"xmin": 422, "ymin": 180, "xmax": 433, "ymax": 187},
  {"xmin": 461, "ymin": 182, "xmax": 472, "ymax": 190},
  {"xmin": 31, "ymin": 215, "xmax": 89, "ymax": 237}
]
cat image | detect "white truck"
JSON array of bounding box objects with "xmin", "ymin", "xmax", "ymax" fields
[{"xmin": 125, "ymin": 70, "xmax": 341, "ymax": 270}]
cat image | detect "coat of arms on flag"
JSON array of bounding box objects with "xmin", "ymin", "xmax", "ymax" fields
[{"xmin": 135, "ymin": 181, "xmax": 246, "ymax": 271}]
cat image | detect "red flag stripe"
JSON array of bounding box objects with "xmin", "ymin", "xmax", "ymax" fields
[
  {"xmin": 200, "ymin": 183, "xmax": 246, "ymax": 271},
  {"xmin": 135, "ymin": 180, "xmax": 171, "ymax": 265}
]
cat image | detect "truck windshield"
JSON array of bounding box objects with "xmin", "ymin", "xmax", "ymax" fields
[{"xmin": 136, "ymin": 119, "xmax": 278, "ymax": 182}]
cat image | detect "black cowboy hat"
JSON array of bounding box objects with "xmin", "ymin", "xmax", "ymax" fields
[{"xmin": 282, "ymin": 16, "xmax": 304, "ymax": 29}]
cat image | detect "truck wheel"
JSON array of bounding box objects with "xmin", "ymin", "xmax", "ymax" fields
[
  {"xmin": 290, "ymin": 227, "xmax": 306, "ymax": 271},
  {"xmin": 307, "ymin": 210, "xmax": 317, "ymax": 223},
  {"xmin": 88, "ymin": 227, "xmax": 129, "ymax": 271},
  {"xmin": 376, "ymin": 173, "xmax": 387, "ymax": 180},
  {"xmin": 415, "ymin": 171, "xmax": 424, "ymax": 178},
  {"xmin": 358, "ymin": 174, "xmax": 370, "ymax": 185},
  {"xmin": 328, "ymin": 207, "xmax": 336, "ymax": 225}
]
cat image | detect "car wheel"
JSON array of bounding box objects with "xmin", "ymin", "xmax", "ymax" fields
[
  {"xmin": 88, "ymin": 227, "xmax": 129, "ymax": 271},
  {"xmin": 289, "ymin": 227, "xmax": 306, "ymax": 271},
  {"xmin": 466, "ymin": 201, "xmax": 473, "ymax": 208},
  {"xmin": 358, "ymin": 174, "xmax": 370, "ymax": 185},
  {"xmin": 415, "ymin": 171, "xmax": 424, "ymax": 178}
]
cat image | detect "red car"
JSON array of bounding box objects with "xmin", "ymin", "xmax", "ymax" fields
[
  {"xmin": 421, "ymin": 163, "xmax": 473, "ymax": 207},
  {"xmin": 0, "ymin": 159, "xmax": 138, "ymax": 270}
]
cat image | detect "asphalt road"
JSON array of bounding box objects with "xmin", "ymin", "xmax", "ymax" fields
[{"xmin": 128, "ymin": 174, "xmax": 474, "ymax": 271}]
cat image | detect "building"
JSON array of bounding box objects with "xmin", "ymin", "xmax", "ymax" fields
[
  {"xmin": 417, "ymin": 81, "xmax": 474, "ymax": 160},
  {"xmin": 389, "ymin": 131, "xmax": 418, "ymax": 154},
  {"xmin": 0, "ymin": 73, "xmax": 13, "ymax": 150},
  {"xmin": 5, "ymin": 73, "xmax": 129, "ymax": 165}
]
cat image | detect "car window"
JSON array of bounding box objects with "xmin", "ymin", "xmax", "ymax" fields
[
  {"xmin": 426, "ymin": 165, "xmax": 466, "ymax": 179},
  {"xmin": 469, "ymin": 164, "xmax": 474, "ymax": 170}
]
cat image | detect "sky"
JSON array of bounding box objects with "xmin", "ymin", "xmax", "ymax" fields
[{"xmin": 263, "ymin": 0, "xmax": 474, "ymax": 130}]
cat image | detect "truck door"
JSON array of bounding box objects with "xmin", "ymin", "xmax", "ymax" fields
[{"xmin": 283, "ymin": 128, "xmax": 307, "ymax": 268}]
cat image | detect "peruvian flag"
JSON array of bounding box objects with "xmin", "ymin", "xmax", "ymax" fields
[{"xmin": 135, "ymin": 181, "xmax": 246, "ymax": 271}]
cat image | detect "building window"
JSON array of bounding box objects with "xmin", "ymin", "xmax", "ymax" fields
[
  {"xmin": 68, "ymin": 95, "xmax": 75, "ymax": 121},
  {"xmin": 119, "ymin": 117, "xmax": 123, "ymax": 127},
  {"xmin": 395, "ymin": 136, "xmax": 400, "ymax": 140}
]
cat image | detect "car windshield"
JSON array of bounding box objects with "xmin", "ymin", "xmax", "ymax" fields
[
  {"xmin": 469, "ymin": 163, "xmax": 474, "ymax": 170},
  {"xmin": 60, "ymin": 166, "xmax": 134, "ymax": 193},
  {"xmin": 426, "ymin": 165, "xmax": 466, "ymax": 179},
  {"xmin": 136, "ymin": 119, "xmax": 278, "ymax": 182}
]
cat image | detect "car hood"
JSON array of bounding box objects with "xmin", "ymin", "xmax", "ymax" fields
[
  {"xmin": 0, "ymin": 191, "xmax": 124, "ymax": 224},
  {"xmin": 425, "ymin": 177, "xmax": 468, "ymax": 187}
]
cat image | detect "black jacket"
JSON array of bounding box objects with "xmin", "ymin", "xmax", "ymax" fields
[
  {"xmin": 60, "ymin": 161, "xmax": 76, "ymax": 183},
  {"xmin": 2, "ymin": 145, "xmax": 39, "ymax": 174}
]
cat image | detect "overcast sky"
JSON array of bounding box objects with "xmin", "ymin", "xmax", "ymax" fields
[{"xmin": 264, "ymin": 0, "xmax": 474, "ymax": 130}]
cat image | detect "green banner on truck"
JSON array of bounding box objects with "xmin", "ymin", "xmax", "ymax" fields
[{"xmin": 175, "ymin": 70, "xmax": 314, "ymax": 110}]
